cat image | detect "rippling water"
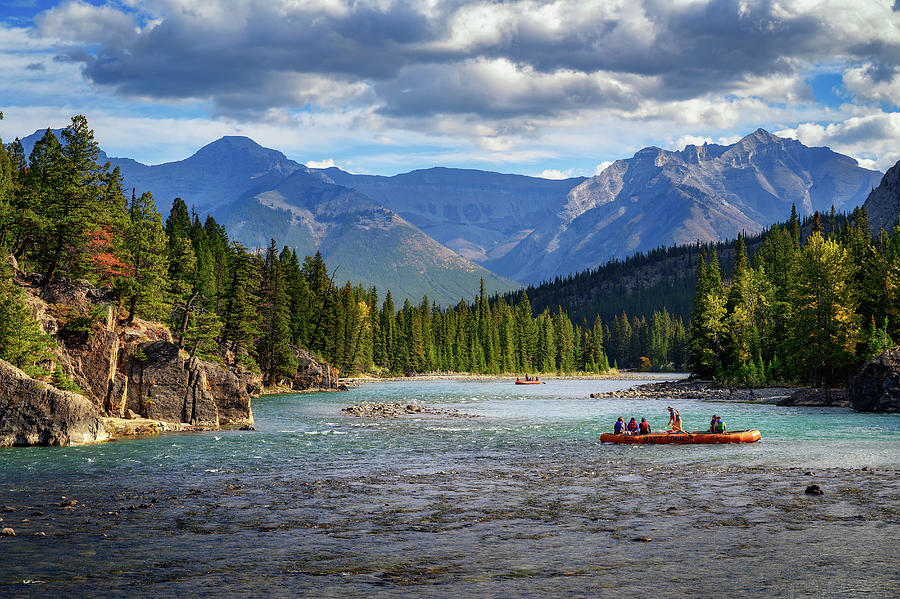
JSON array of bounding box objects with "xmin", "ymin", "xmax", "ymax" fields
[{"xmin": 1, "ymin": 378, "xmax": 898, "ymax": 597}]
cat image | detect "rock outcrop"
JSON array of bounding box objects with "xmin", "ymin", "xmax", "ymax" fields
[
  {"xmin": 590, "ymin": 380, "xmax": 794, "ymax": 403},
  {"xmin": 863, "ymin": 160, "xmax": 900, "ymax": 234},
  {"xmin": 776, "ymin": 388, "xmax": 849, "ymax": 407},
  {"xmin": 12, "ymin": 273, "xmax": 255, "ymax": 440},
  {"xmin": 124, "ymin": 341, "xmax": 219, "ymax": 426},
  {"xmin": 200, "ymin": 361, "xmax": 253, "ymax": 426},
  {"xmin": 292, "ymin": 348, "xmax": 341, "ymax": 391},
  {"xmin": 848, "ymin": 347, "xmax": 900, "ymax": 412},
  {"xmin": 0, "ymin": 359, "xmax": 108, "ymax": 447}
]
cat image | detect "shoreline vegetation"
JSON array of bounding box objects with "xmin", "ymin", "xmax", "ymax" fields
[{"xmin": 338, "ymin": 370, "xmax": 681, "ymax": 385}]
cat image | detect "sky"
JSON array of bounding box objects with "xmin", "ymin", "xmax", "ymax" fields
[{"xmin": 1, "ymin": 0, "xmax": 899, "ymax": 178}]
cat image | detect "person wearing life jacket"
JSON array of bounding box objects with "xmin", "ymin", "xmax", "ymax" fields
[
  {"xmin": 639, "ymin": 418, "xmax": 651, "ymax": 435},
  {"xmin": 667, "ymin": 406, "xmax": 686, "ymax": 434},
  {"xmin": 627, "ymin": 418, "xmax": 638, "ymax": 434},
  {"xmin": 614, "ymin": 417, "xmax": 625, "ymax": 435},
  {"xmin": 714, "ymin": 416, "xmax": 726, "ymax": 433},
  {"xmin": 709, "ymin": 414, "xmax": 718, "ymax": 433}
]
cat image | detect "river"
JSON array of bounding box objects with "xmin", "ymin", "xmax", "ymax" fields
[{"xmin": 1, "ymin": 378, "xmax": 898, "ymax": 597}]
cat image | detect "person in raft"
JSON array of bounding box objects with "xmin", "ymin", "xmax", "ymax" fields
[
  {"xmin": 709, "ymin": 414, "xmax": 718, "ymax": 433},
  {"xmin": 667, "ymin": 406, "xmax": 686, "ymax": 434},
  {"xmin": 639, "ymin": 418, "xmax": 651, "ymax": 435},
  {"xmin": 627, "ymin": 418, "xmax": 638, "ymax": 434},
  {"xmin": 614, "ymin": 417, "xmax": 626, "ymax": 435},
  {"xmin": 714, "ymin": 416, "xmax": 726, "ymax": 433}
]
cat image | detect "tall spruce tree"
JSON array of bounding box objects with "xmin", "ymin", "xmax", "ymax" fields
[
  {"xmin": 258, "ymin": 240, "xmax": 297, "ymax": 384},
  {"xmin": 118, "ymin": 191, "xmax": 169, "ymax": 322},
  {"xmin": 221, "ymin": 243, "xmax": 262, "ymax": 367},
  {"xmin": 0, "ymin": 248, "xmax": 53, "ymax": 376}
]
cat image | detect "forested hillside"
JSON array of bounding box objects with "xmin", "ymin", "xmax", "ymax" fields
[
  {"xmin": 688, "ymin": 207, "xmax": 899, "ymax": 387},
  {"xmin": 4, "ymin": 116, "xmax": 684, "ymax": 381}
]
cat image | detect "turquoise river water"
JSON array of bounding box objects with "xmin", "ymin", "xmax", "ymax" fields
[{"xmin": 0, "ymin": 378, "xmax": 898, "ymax": 598}]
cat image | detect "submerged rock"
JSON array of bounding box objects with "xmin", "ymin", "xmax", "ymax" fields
[
  {"xmin": 805, "ymin": 484, "xmax": 824, "ymax": 496},
  {"xmin": 0, "ymin": 358, "xmax": 108, "ymax": 447},
  {"xmin": 848, "ymin": 347, "xmax": 900, "ymax": 413},
  {"xmin": 342, "ymin": 402, "xmax": 478, "ymax": 418}
]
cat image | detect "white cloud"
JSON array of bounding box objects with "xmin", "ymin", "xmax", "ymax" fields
[
  {"xmin": 304, "ymin": 158, "xmax": 337, "ymax": 169},
  {"xmin": 35, "ymin": 0, "xmax": 138, "ymax": 45},
  {"xmin": 776, "ymin": 111, "xmax": 900, "ymax": 171},
  {"xmin": 1, "ymin": 0, "xmax": 898, "ymax": 177},
  {"xmin": 674, "ymin": 134, "xmax": 713, "ymax": 149},
  {"xmin": 594, "ymin": 161, "xmax": 613, "ymax": 175},
  {"xmin": 843, "ymin": 63, "xmax": 900, "ymax": 106},
  {"xmin": 538, "ymin": 168, "xmax": 575, "ymax": 180}
]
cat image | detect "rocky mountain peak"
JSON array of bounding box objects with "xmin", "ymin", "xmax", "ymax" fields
[
  {"xmin": 192, "ymin": 135, "xmax": 292, "ymax": 164},
  {"xmin": 863, "ymin": 160, "xmax": 900, "ymax": 233},
  {"xmin": 493, "ymin": 130, "xmax": 883, "ymax": 284}
]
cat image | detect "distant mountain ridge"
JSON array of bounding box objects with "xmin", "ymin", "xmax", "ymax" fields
[
  {"xmin": 316, "ymin": 166, "xmax": 585, "ymax": 264},
  {"xmin": 17, "ymin": 130, "xmax": 516, "ymax": 306},
  {"xmin": 16, "ymin": 127, "xmax": 883, "ymax": 296},
  {"xmin": 487, "ymin": 129, "xmax": 882, "ymax": 283}
]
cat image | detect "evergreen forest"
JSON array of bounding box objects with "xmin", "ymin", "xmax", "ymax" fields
[
  {"xmin": 688, "ymin": 207, "xmax": 899, "ymax": 387},
  {"xmin": 0, "ymin": 115, "xmax": 691, "ymax": 387},
  {"xmin": 2, "ymin": 115, "xmax": 892, "ymax": 389}
]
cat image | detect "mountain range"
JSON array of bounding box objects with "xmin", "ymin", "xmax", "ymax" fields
[
  {"xmin": 485, "ymin": 129, "xmax": 882, "ymax": 283},
  {"xmin": 17, "ymin": 127, "xmax": 884, "ymax": 300}
]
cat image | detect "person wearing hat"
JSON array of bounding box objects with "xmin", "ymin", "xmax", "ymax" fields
[{"xmin": 667, "ymin": 406, "xmax": 686, "ymax": 434}]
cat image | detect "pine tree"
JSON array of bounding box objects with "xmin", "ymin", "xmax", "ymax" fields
[
  {"xmin": 789, "ymin": 204, "xmax": 800, "ymax": 247},
  {"xmin": 379, "ymin": 291, "xmax": 396, "ymax": 372},
  {"xmin": 258, "ymin": 240, "xmax": 297, "ymax": 384},
  {"xmin": 221, "ymin": 243, "xmax": 262, "ymax": 368},
  {"xmin": 0, "ymin": 248, "xmax": 54, "ymax": 376},
  {"xmin": 689, "ymin": 247, "xmax": 727, "ymax": 378},
  {"xmin": 117, "ymin": 191, "xmax": 169, "ymax": 322},
  {"xmin": 37, "ymin": 116, "xmax": 114, "ymax": 286}
]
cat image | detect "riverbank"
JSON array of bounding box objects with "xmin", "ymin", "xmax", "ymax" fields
[
  {"xmin": 342, "ymin": 371, "xmax": 685, "ymax": 385},
  {"xmin": 2, "ymin": 459, "xmax": 895, "ymax": 597},
  {"xmin": 1, "ymin": 378, "xmax": 897, "ymax": 597},
  {"xmin": 589, "ymin": 379, "xmax": 798, "ymax": 403}
]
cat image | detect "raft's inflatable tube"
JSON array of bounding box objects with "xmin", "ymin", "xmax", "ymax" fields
[
  {"xmin": 599, "ymin": 429, "xmax": 761, "ymax": 444},
  {"xmin": 514, "ymin": 380, "xmax": 542, "ymax": 385}
]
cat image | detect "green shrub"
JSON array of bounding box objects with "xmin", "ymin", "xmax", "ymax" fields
[{"xmin": 51, "ymin": 365, "xmax": 83, "ymax": 394}]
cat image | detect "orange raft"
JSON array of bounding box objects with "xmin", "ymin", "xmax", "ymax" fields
[
  {"xmin": 599, "ymin": 429, "xmax": 761, "ymax": 444},
  {"xmin": 515, "ymin": 380, "xmax": 542, "ymax": 385}
]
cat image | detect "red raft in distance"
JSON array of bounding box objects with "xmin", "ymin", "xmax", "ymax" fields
[{"xmin": 599, "ymin": 429, "xmax": 761, "ymax": 444}]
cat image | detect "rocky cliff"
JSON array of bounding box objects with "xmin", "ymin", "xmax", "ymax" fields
[
  {"xmin": 15, "ymin": 272, "xmax": 255, "ymax": 437},
  {"xmin": 0, "ymin": 358, "xmax": 109, "ymax": 447},
  {"xmin": 862, "ymin": 160, "xmax": 900, "ymax": 234},
  {"xmin": 292, "ymin": 348, "xmax": 342, "ymax": 392},
  {"xmin": 848, "ymin": 346, "xmax": 900, "ymax": 413}
]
